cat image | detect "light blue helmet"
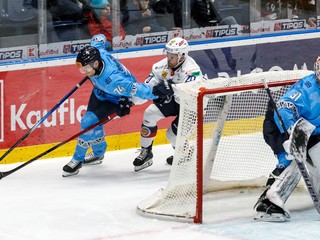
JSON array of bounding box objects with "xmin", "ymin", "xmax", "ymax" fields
[
  {"xmin": 91, "ymin": 0, "xmax": 110, "ymax": 8},
  {"xmin": 91, "ymin": 0, "xmax": 110, "ymax": 16},
  {"xmin": 90, "ymin": 34, "xmax": 109, "ymax": 49}
]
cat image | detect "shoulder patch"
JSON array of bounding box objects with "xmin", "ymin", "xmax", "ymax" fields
[{"xmin": 191, "ymin": 71, "xmax": 201, "ymax": 76}]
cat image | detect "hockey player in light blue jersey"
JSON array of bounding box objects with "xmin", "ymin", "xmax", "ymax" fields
[
  {"xmin": 254, "ymin": 56, "xmax": 320, "ymax": 222},
  {"xmin": 62, "ymin": 39, "xmax": 157, "ymax": 177}
]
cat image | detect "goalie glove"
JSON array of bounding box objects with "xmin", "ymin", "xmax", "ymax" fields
[
  {"xmin": 117, "ymin": 97, "xmax": 132, "ymax": 117},
  {"xmin": 152, "ymin": 80, "xmax": 174, "ymax": 101}
]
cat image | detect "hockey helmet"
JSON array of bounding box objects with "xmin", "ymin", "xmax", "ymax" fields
[
  {"xmin": 91, "ymin": 34, "xmax": 107, "ymax": 44},
  {"xmin": 91, "ymin": 0, "xmax": 110, "ymax": 16},
  {"xmin": 165, "ymin": 37, "xmax": 189, "ymax": 58},
  {"xmin": 91, "ymin": 34, "xmax": 109, "ymax": 49},
  {"xmin": 91, "ymin": 0, "xmax": 110, "ymax": 8},
  {"xmin": 76, "ymin": 46, "xmax": 101, "ymax": 67},
  {"xmin": 314, "ymin": 56, "xmax": 320, "ymax": 82}
]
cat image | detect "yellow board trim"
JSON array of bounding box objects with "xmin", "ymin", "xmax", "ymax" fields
[
  {"xmin": 0, "ymin": 117, "xmax": 264, "ymax": 164},
  {"xmin": 0, "ymin": 130, "xmax": 169, "ymax": 164}
]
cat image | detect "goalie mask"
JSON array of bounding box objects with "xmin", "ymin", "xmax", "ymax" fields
[
  {"xmin": 165, "ymin": 37, "xmax": 189, "ymax": 66},
  {"xmin": 76, "ymin": 46, "xmax": 101, "ymax": 68},
  {"xmin": 314, "ymin": 56, "xmax": 320, "ymax": 83}
]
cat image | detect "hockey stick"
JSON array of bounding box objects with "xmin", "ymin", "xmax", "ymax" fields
[
  {"xmin": 0, "ymin": 76, "xmax": 89, "ymax": 163},
  {"xmin": 261, "ymin": 79, "xmax": 320, "ymax": 213},
  {"xmin": 0, "ymin": 112, "xmax": 117, "ymax": 180}
]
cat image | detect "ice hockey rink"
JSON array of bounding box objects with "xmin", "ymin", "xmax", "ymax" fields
[{"xmin": 1, "ymin": 144, "xmax": 320, "ymax": 240}]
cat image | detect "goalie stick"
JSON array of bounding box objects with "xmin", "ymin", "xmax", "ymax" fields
[
  {"xmin": 0, "ymin": 113, "xmax": 117, "ymax": 180},
  {"xmin": 262, "ymin": 79, "xmax": 320, "ymax": 213},
  {"xmin": 0, "ymin": 76, "xmax": 89, "ymax": 163}
]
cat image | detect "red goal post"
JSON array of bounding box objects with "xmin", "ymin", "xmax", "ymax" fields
[{"xmin": 137, "ymin": 70, "xmax": 313, "ymax": 224}]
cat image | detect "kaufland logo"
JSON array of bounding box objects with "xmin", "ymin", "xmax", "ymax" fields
[
  {"xmin": 0, "ymin": 80, "xmax": 3, "ymax": 142},
  {"xmin": 10, "ymin": 99, "xmax": 87, "ymax": 131},
  {"xmin": 27, "ymin": 46, "xmax": 38, "ymax": 59}
]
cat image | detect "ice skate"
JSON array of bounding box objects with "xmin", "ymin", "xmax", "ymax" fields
[
  {"xmin": 254, "ymin": 199, "xmax": 289, "ymax": 222},
  {"xmin": 133, "ymin": 147, "xmax": 153, "ymax": 172},
  {"xmin": 83, "ymin": 152, "xmax": 104, "ymax": 165},
  {"xmin": 62, "ymin": 159, "xmax": 82, "ymax": 177}
]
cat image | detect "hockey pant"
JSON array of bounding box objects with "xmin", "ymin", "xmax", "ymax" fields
[
  {"xmin": 263, "ymin": 100, "xmax": 287, "ymax": 155},
  {"xmin": 140, "ymin": 100, "xmax": 179, "ymax": 149}
]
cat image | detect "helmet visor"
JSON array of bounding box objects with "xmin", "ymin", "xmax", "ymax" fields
[{"xmin": 76, "ymin": 61, "xmax": 94, "ymax": 74}]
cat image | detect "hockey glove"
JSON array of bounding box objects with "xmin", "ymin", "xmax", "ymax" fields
[
  {"xmin": 152, "ymin": 80, "xmax": 174, "ymax": 100},
  {"xmin": 117, "ymin": 97, "xmax": 131, "ymax": 117}
]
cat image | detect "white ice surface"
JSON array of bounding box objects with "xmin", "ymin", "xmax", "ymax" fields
[{"xmin": 0, "ymin": 144, "xmax": 319, "ymax": 240}]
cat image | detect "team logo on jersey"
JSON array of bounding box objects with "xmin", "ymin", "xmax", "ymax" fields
[
  {"xmin": 277, "ymin": 100, "xmax": 298, "ymax": 118},
  {"xmin": 162, "ymin": 71, "xmax": 168, "ymax": 78}
]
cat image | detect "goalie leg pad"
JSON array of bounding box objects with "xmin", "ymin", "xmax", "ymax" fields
[
  {"xmin": 254, "ymin": 161, "xmax": 301, "ymax": 221},
  {"xmin": 266, "ymin": 160, "xmax": 301, "ymax": 216},
  {"xmin": 306, "ymin": 142, "xmax": 320, "ymax": 193}
]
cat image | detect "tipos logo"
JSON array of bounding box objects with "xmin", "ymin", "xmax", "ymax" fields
[{"xmin": 0, "ymin": 80, "xmax": 3, "ymax": 142}]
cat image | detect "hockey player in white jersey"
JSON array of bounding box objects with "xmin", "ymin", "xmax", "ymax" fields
[
  {"xmin": 62, "ymin": 38, "xmax": 157, "ymax": 177},
  {"xmin": 254, "ymin": 56, "xmax": 320, "ymax": 221},
  {"xmin": 133, "ymin": 37, "xmax": 203, "ymax": 171}
]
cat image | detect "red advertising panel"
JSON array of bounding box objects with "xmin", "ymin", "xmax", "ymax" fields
[{"xmin": 0, "ymin": 55, "xmax": 165, "ymax": 151}]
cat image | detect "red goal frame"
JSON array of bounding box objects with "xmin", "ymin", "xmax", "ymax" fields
[{"xmin": 195, "ymin": 79, "xmax": 298, "ymax": 223}]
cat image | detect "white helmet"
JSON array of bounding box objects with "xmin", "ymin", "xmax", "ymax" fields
[
  {"xmin": 314, "ymin": 56, "xmax": 320, "ymax": 82},
  {"xmin": 165, "ymin": 37, "xmax": 189, "ymax": 62}
]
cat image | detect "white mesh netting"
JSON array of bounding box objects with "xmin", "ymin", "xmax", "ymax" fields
[{"xmin": 137, "ymin": 70, "xmax": 313, "ymax": 222}]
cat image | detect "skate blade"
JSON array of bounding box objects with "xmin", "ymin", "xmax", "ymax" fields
[
  {"xmin": 62, "ymin": 170, "xmax": 80, "ymax": 177},
  {"xmin": 83, "ymin": 160, "xmax": 103, "ymax": 166},
  {"xmin": 254, "ymin": 212, "xmax": 288, "ymax": 222},
  {"xmin": 134, "ymin": 160, "xmax": 153, "ymax": 172}
]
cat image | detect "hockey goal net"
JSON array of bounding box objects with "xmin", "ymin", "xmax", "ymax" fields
[{"xmin": 137, "ymin": 70, "xmax": 313, "ymax": 223}]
